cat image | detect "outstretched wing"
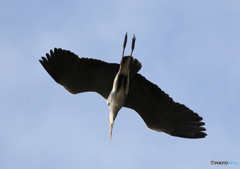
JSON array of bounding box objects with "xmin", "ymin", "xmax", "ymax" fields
[
  {"xmin": 124, "ymin": 74, "xmax": 206, "ymax": 138},
  {"xmin": 39, "ymin": 48, "xmax": 141, "ymax": 99}
]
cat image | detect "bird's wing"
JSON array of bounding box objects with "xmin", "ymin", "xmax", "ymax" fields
[
  {"xmin": 39, "ymin": 48, "xmax": 141, "ymax": 99},
  {"xmin": 124, "ymin": 74, "xmax": 207, "ymax": 138}
]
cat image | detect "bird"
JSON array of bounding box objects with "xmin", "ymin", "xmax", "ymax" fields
[{"xmin": 39, "ymin": 33, "xmax": 207, "ymax": 141}]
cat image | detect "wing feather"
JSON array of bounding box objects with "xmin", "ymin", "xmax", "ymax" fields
[
  {"xmin": 124, "ymin": 74, "xmax": 207, "ymax": 138},
  {"xmin": 39, "ymin": 48, "xmax": 141, "ymax": 99}
]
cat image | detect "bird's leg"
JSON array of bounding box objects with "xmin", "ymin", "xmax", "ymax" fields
[
  {"xmin": 131, "ymin": 34, "xmax": 136, "ymax": 56},
  {"xmin": 122, "ymin": 33, "xmax": 128, "ymax": 57}
]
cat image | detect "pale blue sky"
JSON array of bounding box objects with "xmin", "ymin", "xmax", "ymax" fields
[{"xmin": 0, "ymin": 0, "xmax": 239, "ymax": 168}]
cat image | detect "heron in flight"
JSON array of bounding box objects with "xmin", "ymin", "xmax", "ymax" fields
[{"xmin": 39, "ymin": 33, "xmax": 206, "ymax": 141}]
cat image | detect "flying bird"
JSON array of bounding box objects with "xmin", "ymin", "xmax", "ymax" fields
[{"xmin": 39, "ymin": 33, "xmax": 206, "ymax": 141}]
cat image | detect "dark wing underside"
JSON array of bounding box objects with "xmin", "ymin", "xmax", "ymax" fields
[
  {"xmin": 124, "ymin": 74, "xmax": 207, "ymax": 138},
  {"xmin": 40, "ymin": 48, "xmax": 206, "ymax": 139},
  {"xmin": 39, "ymin": 48, "xmax": 141, "ymax": 99}
]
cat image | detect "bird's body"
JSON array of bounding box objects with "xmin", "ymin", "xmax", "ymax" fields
[
  {"xmin": 39, "ymin": 34, "xmax": 206, "ymax": 140},
  {"xmin": 107, "ymin": 56, "xmax": 132, "ymax": 140},
  {"xmin": 107, "ymin": 34, "xmax": 135, "ymax": 140}
]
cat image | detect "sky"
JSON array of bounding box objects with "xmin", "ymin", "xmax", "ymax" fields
[{"xmin": 0, "ymin": 0, "xmax": 239, "ymax": 168}]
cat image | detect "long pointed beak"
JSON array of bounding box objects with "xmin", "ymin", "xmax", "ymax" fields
[{"xmin": 110, "ymin": 123, "xmax": 113, "ymax": 141}]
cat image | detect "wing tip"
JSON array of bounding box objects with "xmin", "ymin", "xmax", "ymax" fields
[
  {"xmin": 39, "ymin": 48, "xmax": 67, "ymax": 84},
  {"xmin": 170, "ymin": 126, "xmax": 207, "ymax": 139}
]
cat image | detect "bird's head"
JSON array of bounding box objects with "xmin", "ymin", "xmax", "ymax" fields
[{"xmin": 108, "ymin": 101, "xmax": 121, "ymax": 141}]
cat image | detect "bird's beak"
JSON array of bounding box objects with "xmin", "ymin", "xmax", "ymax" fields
[
  {"xmin": 108, "ymin": 108, "xmax": 116, "ymax": 141},
  {"xmin": 110, "ymin": 123, "xmax": 113, "ymax": 141}
]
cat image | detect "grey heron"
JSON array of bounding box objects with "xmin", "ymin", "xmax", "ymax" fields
[{"xmin": 39, "ymin": 34, "xmax": 206, "ymax": 141}]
